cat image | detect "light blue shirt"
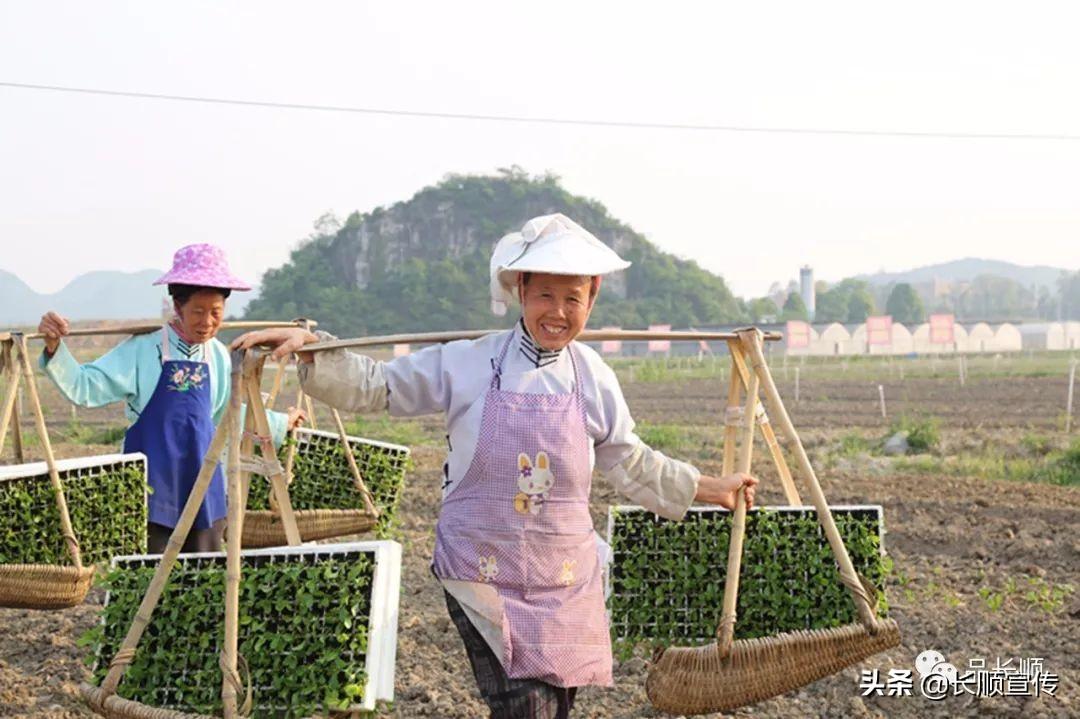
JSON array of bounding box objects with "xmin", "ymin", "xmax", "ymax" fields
[{"xmin": 40, "ymin": 326, "xmax": 288, "ymax": 447}]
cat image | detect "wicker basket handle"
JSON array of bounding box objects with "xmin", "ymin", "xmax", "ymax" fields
[
  {"xmin": 726, "ymin": 340, "xmax": 803, "ymax": 507},
  {"xmin": 241, "ymin": 351, "xmax": 302, "ymax": 546},
  {"xmin": 12, "ymin": 334, "xmax": 84, "ymax": 570},
  {"xmin": 330, "ymin": 408, "xmax": 380, "ymax": 518},
  {"xmin": 739, "ymin": 330, "xmax": 881, "ymax": 633},
  {"xmin": 715, "ymin": 346, "xmax": 759, "ymax": 658},
  {"xmin": 0, "ymin": 341, "xmax": 20, "ymax": 459}
]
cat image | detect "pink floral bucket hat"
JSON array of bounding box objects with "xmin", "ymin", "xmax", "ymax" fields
[{"xmin": 152, "ymin": 243, "xmax": 251, "ymax": 291}]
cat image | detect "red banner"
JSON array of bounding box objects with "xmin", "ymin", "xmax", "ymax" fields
[
  {"xmin": 647, "ymin": 324, "xmax": 672, "ymax": 353},
  {"xmin": 866, "ymin": 315, "xmax": 893, "ymax": 346},
  {"xmin": 929, "ymin": 314, "xmax": 955, "ymax": 345},
  {"xmin": 600, "ymin": 326, "xmax": 622, "ymax": 354},
  {"xmin": 786, "ymin": 321, "xmax": 811, "ymax": 349}
]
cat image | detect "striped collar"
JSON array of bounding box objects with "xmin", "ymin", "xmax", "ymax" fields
[
  {"xmin": 169, "ymin": 324, "xmax": 209, "ymax": 360},
  {"xmin": 518, "ymin": 318, "xmax": 562, "ymax": 368}
]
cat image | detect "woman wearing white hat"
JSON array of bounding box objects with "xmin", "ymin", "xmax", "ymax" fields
[
  {"xmin": 234, "ymin": 214, "xmax": 757, "ymax": 718},
  {"xmin": 37, "ymin": 244, "xmax": 304, "ymax": 554}
]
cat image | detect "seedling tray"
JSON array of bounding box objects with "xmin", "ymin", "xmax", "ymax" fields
[
  {"xmin": 606, "ymin": 504, "xmax": 888, "ymax": 647},
  {"xmin": 87, "ymin": 540, "xmax": 401, "ymax": 716},
  {"xmin": 0, "ymin": 452, "xmax": 147, "ymax": 566}
]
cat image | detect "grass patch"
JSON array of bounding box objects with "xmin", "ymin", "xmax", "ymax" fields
[
  {"xmin": 610, "ymin": 357, "xmax": 728, "ymax": 384},
  {"xmin": 634, "ymin": 422, "xmax": 724, "ymax": 462},
  {"xmin": 836, "ymin": 433, "xmax": 873, "ymax": 457},
  {"xmin": 636, "ymin": 422, "xmax": 688, "ymax": 454},
  {"xmin": 978, "ymin": 575, "xmax": 1074, "ymax": 614},
  {"xmin": 887, "ymin": 414, "xmax": 940, "ymax": 453},
  {"xmin": 1027, "ymin": 439, "xmax": 1080, "ymax": 486},
  {"xmin": 344, "ymin": 414, "xmax": 429, "ymax": 448},
  {"xmin": 892, "ymin": 440, "xmax": 1080, "ymax": 487},
  {"xmin": 1020, "ymin": 433, "xmax": 1055, "ymax": 456},
  {"xmin": 63, "ymin": 419, "xmax": 128, "ymax": 447}
]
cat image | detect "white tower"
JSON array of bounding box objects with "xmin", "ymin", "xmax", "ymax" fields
[{"xmin": 800, "ymin": 266, "xmax": 815, "ymax": 321}]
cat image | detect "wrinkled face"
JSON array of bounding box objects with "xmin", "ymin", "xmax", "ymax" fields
[
  {"xmin": 518, "ymin": 273, "xmax": 599, "ymax": 351},
  {"xmin": 175, "ymin": 290, "xmax": 226, "ymax": 343}
]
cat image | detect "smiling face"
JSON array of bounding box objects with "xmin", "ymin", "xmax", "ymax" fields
[
  {"xmin": 175, "ymin": 289, "xmax": 227, "ymax": 343},
  {"xmin": 517, "ymin": 272, "xmax": 600, "ymax": 351}
]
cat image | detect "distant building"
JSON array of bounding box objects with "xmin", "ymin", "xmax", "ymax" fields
[{"xmin": 800, "ymin": 266, "xmax": 815, "ymax": 321}]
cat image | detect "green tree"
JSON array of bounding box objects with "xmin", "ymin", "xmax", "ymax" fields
[
  {"xmin": 1036, "ymin": 285, "xmax": 1058, "ymax": 320},
  {"xmin": 748, "ymin": 297, "xmax": 780, "ymax": 323},
  {"xmin": 815, "ymin": 278, "xmax": 876, "ymax": 323},
  {"xmin": 814, "ymin": 289, "xmax": 848, "ymax": 323},
  {"xmin": 1056, "ymin": 271, "xmax": 1080, "ymax": 321},
  {"xmin": 955, "ymin": 275, "xmax": 1036, "ymax": 321},
  {"xmin": 885, "ymin": 283, "xmax": 925, "ymax": 324},
  {"xmin": 846, "ymin": 287, "xmax": 876, "ymax": 322},
  {"xmin": 780, "ymin": 292, "xmax": 809, "ymax": 321}
]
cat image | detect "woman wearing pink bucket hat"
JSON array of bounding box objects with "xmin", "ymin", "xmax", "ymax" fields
[{"xmin": 37, "ymin": 244, "xmax": 305, "ymax": 553}]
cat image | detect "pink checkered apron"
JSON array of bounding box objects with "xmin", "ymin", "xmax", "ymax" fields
[{"xmin": 432, "ymin": 332, "xmax": 613, "ymax": 688}]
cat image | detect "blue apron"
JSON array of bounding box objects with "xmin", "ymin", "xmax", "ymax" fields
[{"xmin": 123, "ymin": 328, "xmax": 226, "ymax": 530}]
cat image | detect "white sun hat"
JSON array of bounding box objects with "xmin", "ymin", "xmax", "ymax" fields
[{"xmin": 489, "ymin": 213, "xmax": 631, "ymax": 315}]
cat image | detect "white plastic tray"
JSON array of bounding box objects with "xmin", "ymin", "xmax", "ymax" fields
[
  {"xmin": 0, "ymin": 451, "xmax": 147, "ymax": 481},
  {"xmin": 106, "ymin": 539, "xmax": 402, "ymax": 712}
]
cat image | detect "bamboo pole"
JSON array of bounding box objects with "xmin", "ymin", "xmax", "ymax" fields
[
  {"xmin": 0, "ymin": 341, "xmax": 20, "ymax": 458},
  {"xmin": 727, "ymin": 340, "xmax": 802, "ymax": 506},
  {"xmin": 1066, "ymin": 360, "xmax": 1077, "ymax": 434},
  {"xmin": 302, "ymin": 328, "xmax": 782, "ymax": 353},
  {"xmin": 222, "ymin": 352, "xmax": 245, "ymax": 719},
  {"xmin": 238, "ymin": 384, "xmax": 257, "ymax": 516},
  {"xmin": 282, "ymin": 380, "xmax": 305, "ymax": 486},
  {"xmin": 740, "ymin": 330, "xmax": 879, "ymax": 631},
  {"xmin": 14, "ymin": 335, "xmax": 82, "ymax": 568},
  {"xmin": 95, "ymin": 402, "xmax": 238, "ymax": 701},
  {"xmin": 330, "ymin": 408, "xmax": 379, "ymax": 517},
  {"xmin": 304, "ymin": 395, "xmax": 318, "ymax": 431},
  {"xmin": 21, "ymin": 319, "xmax": 317, "ymax": 341},
  {"xmin": 878, "ymin": 384, "xmax": 887, "ymax": 420},
  {"xmin": 12, "ymin": 384, "xmax": 25, "ymax": 462},
  {"xmin": 297, "ymin": 319, "xmax": 319, "ymax": 431},
  {"xmin": 266, "ymin": 358, "xmax": 287, "ymax": 410},
  {"xmin": 721, "ymin": 368, "xmax": 740, "ymax": 479},
  {"xmin": 242, "ymin": 353, "xmax": 302, "ymax": 546},
  {"xmin": 716, "ymin": 349, "xmax": 758, "ymax": 659}
]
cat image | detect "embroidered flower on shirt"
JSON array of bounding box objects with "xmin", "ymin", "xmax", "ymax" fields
[{"xmin": 168, "ymin": 366, "xmax": 206, "ymax": 393}]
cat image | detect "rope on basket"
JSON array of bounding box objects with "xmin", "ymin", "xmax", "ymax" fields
[
  {"xmin": 723, "ymin": 404, "xmax": 768, "ymax": 427},
  {"xmin": 219, "ymin": 651, "xmax": 253, "ymax": 717}
]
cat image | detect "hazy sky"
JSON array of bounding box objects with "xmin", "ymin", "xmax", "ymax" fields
[{"xmin": 2, "ymin": 1, "xmax": 1078, "ymax": 300}]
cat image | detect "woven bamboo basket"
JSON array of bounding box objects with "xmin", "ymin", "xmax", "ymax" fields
[
  {"xmin": 80, "ymin": 685, "xmax": 213, "ymax": 719},
  {"xmin": 240, "ymin": 508, "xmax": 377, "ymax": 547},
  {"xmin": 0, "ymin": 563, "xmax": 95, "ymax": 609},
  {"xmin": 646, "ymin": 619, "xmax": 902, "ymax": 714},
  {"xmin": 1, "ymin": 334, "xmax": 95, "ymax": 610},
  {"xmin": 645, "ymin": 330, "xmax": 902, "ymax": 715}
]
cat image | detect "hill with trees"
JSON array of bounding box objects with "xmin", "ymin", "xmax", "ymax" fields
[{"xmin": 243, "ymin": 169, "xmax": 747, "ymax": 335}]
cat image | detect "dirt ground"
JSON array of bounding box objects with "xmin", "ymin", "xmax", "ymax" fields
[{"xmin": 2, "ymin": 363, "xmax": 1078, "ymax": 718}]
